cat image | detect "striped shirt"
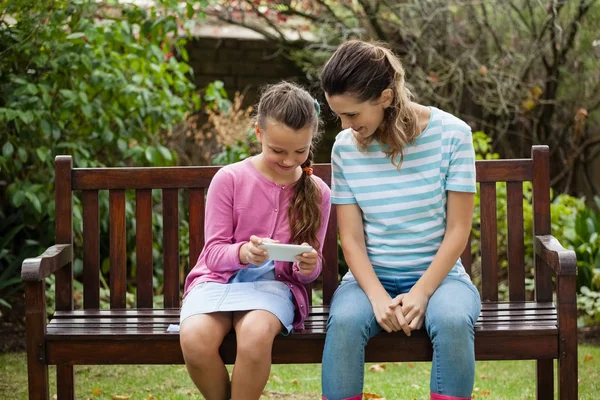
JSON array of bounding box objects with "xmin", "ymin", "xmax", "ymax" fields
[{"xmin": 331, "ymin": 107, "xmax": 476, "ymax": 279}]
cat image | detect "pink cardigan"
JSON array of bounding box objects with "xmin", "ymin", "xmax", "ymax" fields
[{"xmin": 183, "ymin": 157, "xmax": 331, "ymax": 330}]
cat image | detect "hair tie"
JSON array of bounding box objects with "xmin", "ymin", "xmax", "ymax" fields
[
  {"xmin": 313, "ymin": 99, "xmax": 321, "ymax": 116},
  {"xmin": 302, "ymin": 166, "xmax": 313, "ymax": 176}
]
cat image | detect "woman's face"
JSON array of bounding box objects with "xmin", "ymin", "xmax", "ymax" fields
[{"xmin": 325, "ymin": 89, "xmax": 392, "ymax": 139}]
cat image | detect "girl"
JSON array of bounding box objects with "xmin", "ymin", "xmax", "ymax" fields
[
  {"xmin": 320, "ymin": 40, "xmax": 481, "ymax": 400},
  {"xmin": 180, "ymin": 81, "xmax": 331, "ymax": 400}
]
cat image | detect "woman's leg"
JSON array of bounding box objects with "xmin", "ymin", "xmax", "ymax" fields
[
  {"xmin": 321, "ymin": 280, "xmax": 382, "ymax": 400},
  {"xmin": 231, "ymin": 310, "xmax": 282, "ymax": 400},
  {"xmin": 425, "ymin": 277, "xmax": 481, "ymax": 399},
  {"xmin": 180, "ymin": 313, "xmax": 233, "ymax": 400}
]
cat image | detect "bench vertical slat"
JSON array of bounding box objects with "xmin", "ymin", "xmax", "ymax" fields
[
  {"xmin": 163, "ymin": 189, "xmax": 180, "ymax": 308},
  {"xmin": 82, "ymin": 190, "xmax": 100, "ymax": 309},
  {"xmin": 55, "ymin": 156, "xmax": 74, "ymax": 311},
  {"xmin": 507, "ymin": 182, "xmax": 526, "ymax": 301},
  {"xmin": 322, "ymin": 206, "xmax": 339, "ymax": 306},
  {"xmin": 136, "ymin": 189, "xmax": 153, "ymax": 308},
  {"xmin": 532, "ymin": 146, "xmax": 554, "ymax": 397},
  {"xmin": 460, "ymin": 232, "xmax": 472, "ymax": 277},
  {"xmin": 188, "ymin": 188, "xmax": 205, "ymax": 275},
  {"xmin": 109, "ymin": 190, "xmax": 127, "ymax": 309},
  {"xmin": 480, "ymin": 182, "xmax": 498, "ymax": 301},
  {"xmin": 532, "ymin": 146, "xmax": 552, "ymax": 301}
]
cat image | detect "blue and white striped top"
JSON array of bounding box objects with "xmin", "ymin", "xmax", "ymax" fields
[{"xmin": 331, "ymin": 107, "xmax": 476, "ymax": 279}]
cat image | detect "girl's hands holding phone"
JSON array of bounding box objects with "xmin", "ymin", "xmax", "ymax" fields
[
  {"xmin": 239, "ymin": 235, "xmax": 279, "ymax": 266},
  {"xmin": 295, "ymin": 242, "xmax": 318, "ymax": 276}
]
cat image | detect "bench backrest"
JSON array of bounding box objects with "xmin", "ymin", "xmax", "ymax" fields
[{"xmin": 52, "ymin": 146, "xmax": 551, "ymax": 312}]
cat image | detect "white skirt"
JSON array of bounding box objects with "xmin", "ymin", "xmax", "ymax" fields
[{"xmin": 180, "ymin": 280, "xmax": 295, "ymax": 334}]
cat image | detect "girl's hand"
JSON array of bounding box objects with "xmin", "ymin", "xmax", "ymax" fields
[
  {"xmin": 295, "ymin": 242, "xmax": 318, "ymax": 276},
  {"xmin": 389, "ymin": 289, "xmax": 429, "ymax": 334},
  {"xmin": 239, "ymin": 235, "xmax": 278, "ymax": 266},
  {"xmin": 370, "ymin": 292, "xmax": 406, "ymax": 334}
]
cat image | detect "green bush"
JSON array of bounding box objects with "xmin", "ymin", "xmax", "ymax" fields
[{"xmin": 0, "ymin": 0, "xmax": 198, "ymax": 309}]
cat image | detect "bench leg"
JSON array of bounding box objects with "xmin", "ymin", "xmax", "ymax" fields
[
  {"xmin": 557, "ymin": 275, "xmax": 578, "ymax": 400},
  {"xmin": 25, "ymin": 282, "xmax": 49, "ymax": 400},
  {"xmin": 536, "ymin": 360, "xmax": 554, "ymax": 400},
  {"xmin": 57, "ymin": 364, "xmax": 75, "ymax": 400}
]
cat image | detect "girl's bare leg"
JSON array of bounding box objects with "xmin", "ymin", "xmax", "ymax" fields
[
  {"xmin": 180, "ymin": 313, "xmax": 233, "ymax": 400},
  {"xmin": 231, "ymin": 310, "xmax": 282, "ymax": 400}
]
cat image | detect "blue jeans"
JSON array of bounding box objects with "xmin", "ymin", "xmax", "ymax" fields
[{"xmin": 321, "ymin": 274, "xmax": 481, "ymax": 399}]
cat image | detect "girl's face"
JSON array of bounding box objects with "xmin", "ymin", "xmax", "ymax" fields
[
  {"xmin": 325, "ymin": 90, "xmax": 392, "ymax": 139},
  {"xmin": 255, "ymin": 118, "xmax": 313, "ymax": 180}
]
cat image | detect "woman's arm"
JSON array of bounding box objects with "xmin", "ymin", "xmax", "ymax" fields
[
  {"xmin": 338, "ymin": 203, "xmax": 406, "ymax": 334},
  {"xmin": 391, "ymin": 190, "xmax": 474, "ymax": 331}
]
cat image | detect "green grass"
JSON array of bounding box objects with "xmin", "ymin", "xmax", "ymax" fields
[{"xmin": 2, "ymin": 345, "xmax": 599, "ymax": 399}]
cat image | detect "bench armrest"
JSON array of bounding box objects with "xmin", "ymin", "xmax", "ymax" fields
[
  {"xmin": 534, "ymin": 235, "xmax": 577, "ymax": 276},
  {"xmin": 21, "ymin": 244, "xmax": 73, "ymax": 282}
]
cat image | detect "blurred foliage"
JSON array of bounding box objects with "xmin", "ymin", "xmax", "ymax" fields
[{"xmin": 0, "ymin": 0, "xmax": 199, "ymax": 311}]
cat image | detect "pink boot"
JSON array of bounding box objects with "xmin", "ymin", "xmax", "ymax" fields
[{"xmin": 430, "ymin": 393, "xmax": 471, "ymax": 400}]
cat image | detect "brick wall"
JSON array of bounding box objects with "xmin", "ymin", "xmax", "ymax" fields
[{"xmin": 186, "ymin": 37, "xmax": 336, "ymax": 162}]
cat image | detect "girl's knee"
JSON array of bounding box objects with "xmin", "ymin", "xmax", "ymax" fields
[
  {"xmin": 180, "ymin": 320, "xmax": 224, "ymax": 364},
  {"xmin": 236, "ymin": 322, "xmax": 277, "ymax": 361}
]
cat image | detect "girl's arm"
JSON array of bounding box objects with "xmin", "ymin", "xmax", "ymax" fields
[
  {"xmin": 391, "ymin": 190, "xmax": 474, "ymax": 331},
  {"xmin": 338, "ymin": 203, "xmax": 406, "ymax": 334},
  {"xmin": 202, "ymin": 169, "xmax": 249, "ymax": 272}
]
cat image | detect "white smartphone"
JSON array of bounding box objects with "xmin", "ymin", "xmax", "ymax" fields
[{"xmin": 258, "ymin": 243, "xmax": 314, "ymax": 262}]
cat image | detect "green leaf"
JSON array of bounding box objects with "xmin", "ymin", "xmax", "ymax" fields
[
  {"xmin": 36, "ymin": 148, "xmax": 48, "ymax": 162},
  {"xmin": 2, "ymin": 142, "xmax": 14, "ymax": 158},
  {"xmin": 40, "ymin": 119, "xmax": 52, "ymax": 136},
  {"xmin": 145, "ymin": 146, "xmax": 158, "ymax": 164},
  {"xmin": 18, "ymin": 148, "xmax": 28, "ymax": 163},
  {"xmin": 66, "ymin": 32, "xmax": 85, "ymax": 40},
  {"xmin": 157, "ymin": 145, "xmax": 172, "ymax": 161}
]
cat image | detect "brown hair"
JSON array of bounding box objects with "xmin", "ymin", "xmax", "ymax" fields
[
  {"xmin": 256, "ymin": 81, "xmax": 323, "ymax": 251},
  {"xmin": 320, "ymin": 40, "xmax": 420, "ymax": 166}
]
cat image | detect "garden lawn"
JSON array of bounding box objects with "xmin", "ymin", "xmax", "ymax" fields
[{"xmin": 1, "ymin": 345, "xmax": 599, "ymax": 399}]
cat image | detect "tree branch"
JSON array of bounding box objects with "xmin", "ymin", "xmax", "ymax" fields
[
  {"xmin": 478, "ymin": 2, "xmax": 504, "ymax": 54},
  {"xmin": 315, "ymin": 0, "xmax": 349, "ymax": 29},
  {"xmin": 558, "ymin": 0, "xmax": 594, "ymax": 64},
  {"xmin": 244, "ymin": 0, "xmax": 286, "ymax": 41},
  {"xmin": 357, "ymin": 0, "xmax": 388, "ymax": 41}
]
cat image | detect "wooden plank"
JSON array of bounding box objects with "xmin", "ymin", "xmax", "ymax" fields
[
  {"xmin": 532, "ymin": 146, "xmax": 553, "ymax": 302},
  {"xmin": 188, "ymin": 188, "xmax": 205, "ymax": 275},
  {"xmin": 162, "ymin": 189, "xmax": 180, "ymax": 308},
  {"xmin": 55, "ymin": 156, "xmax": 73, "ymax": 311},
  {"xmin": 322, "ymin": 206, "xmax": 339, "ymax": 306},
  {"xmin": 82, "ymin": 190, "xmax": 100, "ymax": 309},
  {"xmin": 480, "ymin": 182, "xmax": 498, "ymax": 301},
  {"xmin": 109, "ymin": 190, "xmax": 127, "ymax": 309},
  {"xmin": 72, "ymin": 167, "xmax": 218, "ymax": 190},
  {"xmin": 45, "ymin": 330, "xmax": 558, "ymax": 365},
  {"xmin": 507, "ymin": 182, "xmax": 526, "ymax": 301},
  {"xmin": 475, "ymin": 159, "xmax": 533, "ymax": 183},
  {"xmin": 135, "ymin": 189, "xmax": 153, "ymax": 308}
]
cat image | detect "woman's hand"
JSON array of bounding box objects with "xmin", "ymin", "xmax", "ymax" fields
[
  {"xmin": 239, "ymin": 235, "xmax": 278, "ymax": 266},
  {"xmin": 389, "ymin": 289, "xmax": 430, "ymax": 334},
  {"xmin": 295, "ymin": 242, "xmax": 318, "ymax": 276},
  {"xmin": 369, "ymin": 292, "xmax": 409, "ymax": 334}
]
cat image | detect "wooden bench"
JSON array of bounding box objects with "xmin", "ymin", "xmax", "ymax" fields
[{"xmin": 22, "ymin": 145, "xmax": 578, "ymax": 399}]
